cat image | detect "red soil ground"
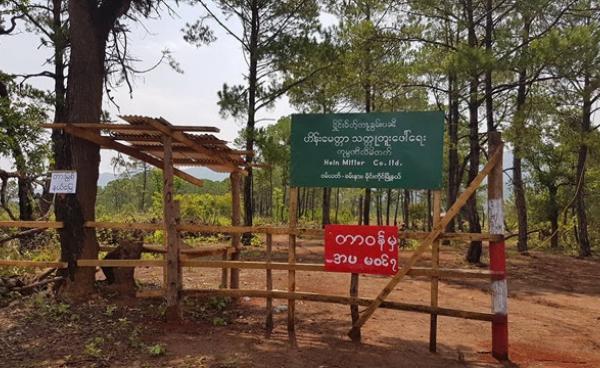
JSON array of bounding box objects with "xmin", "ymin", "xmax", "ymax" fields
[{"xmin": 1, "ymin": 235, "xmax": 599, "ymax": 367}]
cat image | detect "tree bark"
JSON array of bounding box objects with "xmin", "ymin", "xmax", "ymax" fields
[
  {"xmin": 446, "ymin": 75, "xmax": 459, "ymax": 234},
  {"xmin": 385, "ymin": 188, "xmax": 391, "ymax": 225},
  {"xmin": 465, "ymin": 0, "xmax": 483, "ymax": 264},
  {"xmin": 322, "ymin": 188, "xmax": 331, "ymax": 227},
  {"xmin": 548, "ymin": 184, "xmax": 559, "ymax": 248},
  {"xmin": 575, "ymin": 82, "xmax": 591, "ymax": 257},
  {"xmin": 402, "ymin": 189, "xmax": 410, "ymax": 227},
  {"xmin": 242, "ymin": 0, "xmax": 259, "ymax": 245},
  {"xmin": 362, "ymin": 189, "xmax": 371, "ymax": 226},
  {"xmin": 512, "ymin": 13, "xmax": 531, "ymax": 254},
  {"xmin": 54, "ymin": 0, "xmax": 131, "ymax": 296}
]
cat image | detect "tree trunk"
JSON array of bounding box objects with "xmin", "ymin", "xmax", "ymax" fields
[
  {"xmin": 446, "ymin": 74, "xmax": 459, "ymax": 234},
  {"xmin": 242, "ymin": 0, "xmax": 259, "ymax": 245},
  {"xmin": 575, "ymin": 120, "xmax": 592, "ymax": 257},
  {"xmin": 393, "ymin": 190, "xmax": 400, "ymax": 226},
  {"xmin": 548, "ymin": 184, "xmax": 559, "ymax": 248},
  {"xmin": 465, "ymin": 0, "xmax": 483, "ymax": 264},
  {"xmin": 358, "ymin": 195, "xmax": 363, "ymax": 226},
  {"xmin": 334, "ymin": 188, "xmax": 340, "ymax": 223},
  {"xmin": 385, "ymin": 188, "xmax": 391, "ymax": 225},
  {"xmin": 512, "ymin": 13, "xmax": 531, "ymax": 254},
  {"xmin": 402, "ymin": 189, "xmax": 410, "ymax": 227},
  {"xmin": 54, "ymin": 0, "xmax": 131, "ymax": 295},
  {"xmin": 322, "ymin": 188, "xmax": 331, "ymax": 227},
  {"xmin": 363, "ymin": 189, "xmax": 371, "ymax": 226}
]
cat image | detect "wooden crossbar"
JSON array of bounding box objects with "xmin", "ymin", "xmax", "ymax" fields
[
  {"xmin": 0, "ymin": 221, "xmax": 502, "ymax": 242},
  {"xmin": 0, "ymin": 221, "xmax": 63, "ymax": 229},
  {"xmin": 0, "ymin": 258, "xmax": 501, "ymax": 280},
  {"xmin": 177, "ymin": 289, "xmax": 494, "ymax": 322},
  {"xmin": 42, "ymin": 123, "xmax": 220, "ymax": 133},
  {"xmin": 349, "ymin": 146, "xmax": 504, "ymax": 335},
  {"xmin": 62, "ymin": 125, "xmax": 204, "ymax": 187}
]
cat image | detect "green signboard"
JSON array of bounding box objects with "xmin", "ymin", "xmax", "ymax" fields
[{"xmin": 290, "ymin": 112, "xmax": 444, "ymax": 189}]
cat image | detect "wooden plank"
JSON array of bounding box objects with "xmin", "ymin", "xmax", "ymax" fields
[
  {"xmin": 430, "ymin": 190, "xmax": 442, "ymax": 352},
  {"xmin": 181, "ymin": 246, "xmax": 233, "ymax": 257},
  {"xmin": 77, "ymin": 259, "xmax": 164, "ymax": 267},
  {"xmin": 266, "ymin": 233, "xmax": 274, "ymax": 335},
  {"xmin": 136, "ymin": 289, "xmax": 165, "ymax": 298},
  {"xmin": 85, "ymin": 220, "xmax": 500, "ymax": 241},
  {"xmin": 177, "ymin": 223, "xmax": 500, "ymax": 240},
  {"xmin": 85, "ymin": 221, "xmax": 162, "ymax": 231},
  {"xmin": 288, "ymin": 187, "xmax": 299, "ymax": 339},
  {"xmin": 0, "ymin": 221, "xmax": 63, "ymax": 229},
  {"xmin": 230, "ymin": 172, "xmax": 242, "ymax": 289},
  {"xmin": 349, "ymin": 146, "xmax": 504, "ymax": 335},
  {"xmin": 181, "ymin": 289, "xmax": 494, "ymax": 322},
  {"xmin": 178, "ymin": 260, "xmax": 501, "ymax": 278},
  {"xmin": 62, "ymin": 125, "xmax": 203, "ymax": 187},
  {"xmin": 163, "ymin": 135, "xmax": 182, "ymax": 322},
  {"xmin": 143, "ymin": 117, "xmax": 235, "ymax": 171},
  {"xmin": 43, "ymin": 123, "xmax": 220, "ymax": 132},
  {"xmin": 0, "ymin": 260, "xmax": 67, "ymax": 268}
]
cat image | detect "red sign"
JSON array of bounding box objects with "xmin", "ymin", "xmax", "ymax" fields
[{"xmin": 324, "ymin": 225, "xmax": 399, "ymax": 275}]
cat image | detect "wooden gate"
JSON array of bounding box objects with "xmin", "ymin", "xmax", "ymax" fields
[{"xmin": 0, "ymin": 121, "xmax": 508, "ymax": 360}]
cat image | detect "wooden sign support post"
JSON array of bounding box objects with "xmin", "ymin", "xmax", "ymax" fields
[
  {"xmin": 288, "ymin": 187, "xmax": 299, "ymax": 344},
  {"xmin": 488, "ymin": 131, "xmax": 508, "ymax": 360},
  {"xmin": 265, "ymin": 233, "xmax": 274, "ymax": 335},
  {"xmin": 429, "ymin": 190, "xmax": 441, "ymax": 352},
  {"xmin": 163, "ymin": 135, "xmax": 182, "ymax": 322},
  {"xmin": 230, "ymin": 171, "xmax": 242, "ymax": 289}
]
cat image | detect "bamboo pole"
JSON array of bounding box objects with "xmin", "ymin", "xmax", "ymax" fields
[
  {"xmin": 348, "ymin": 147, "xmax": 503, "ymax": 335},
  {"xmin": 181, "ymin": 289, "xmax": 494, "ymax": 322},
  {"xmin": 230, "ymin": 171, "xmax": 242, "ymax": 289},
  {"xmin": 163, "ymin": 135, "xmax": 182, "ymax": 322},
  {"xmin": 429, "ymin": 190, "xmax": 442, "ymax": 352},
  {"xmin": 266, "ymin": 233, "xmax": 273, "ymax": 335},
  {"xmin": 288, "ymin": 187, "xmax": 299, "ymax": 341}
]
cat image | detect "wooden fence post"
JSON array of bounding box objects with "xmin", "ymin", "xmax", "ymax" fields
[
  {"xmin": 429, "ymin": 190, "xmax": 442, "ymax": 352},
  {"xmin": 266, "ymin": 233, "xmax": 273, "ymax": 335},
  {"xmin": 488, "ymin": 131, "xmax": 508, "ymax": 360},
  {"xmin": 163, "ymin": 135, "xmax": 182, "ymax": 322},
  {"xmin": 288, "ymin": 187, "xmax": 299, "ymax": 342},
  {"xmin": 230, "ymin": 171, "xmax": 242, "ymax": 289}
]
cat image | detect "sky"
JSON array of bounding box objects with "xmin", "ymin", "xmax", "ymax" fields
[{"xmin": 0, "ymin": 2, "xmax": 294, "ymax": 173}]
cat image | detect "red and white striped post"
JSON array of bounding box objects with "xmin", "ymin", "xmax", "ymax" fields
[{"xmin": 488, "ymin": 131, "xmax": 508, "ymax": 360}]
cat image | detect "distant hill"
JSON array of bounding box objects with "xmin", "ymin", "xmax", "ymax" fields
[{"xmin": 98, "ymin": 167, "xmax": 228, "ymax": 187}]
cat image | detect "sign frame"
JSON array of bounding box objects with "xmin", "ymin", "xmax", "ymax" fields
[{"xmin": 290, "ymin": 111, "xmax": 444, "ymax": 189}]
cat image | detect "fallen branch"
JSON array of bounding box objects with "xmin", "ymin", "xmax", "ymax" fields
[
  {"xmin": 14, "ymin": 276, "xmax": 64, "ymax": 293},
  {"xmin": 504, "ymin": 229, "xmax": 542, "ymax": 241},
  {"xmin": 34, "ymin": 267, "xmax": 57, "ymax": 283},
  {"xmin": 0, "ymin": 227, "xmax": 46, "ymax": 245}
]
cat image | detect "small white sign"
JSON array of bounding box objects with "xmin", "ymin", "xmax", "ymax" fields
[{"xmin": 50, "ymin": 171, "xmax": 77, "ymax": 193}]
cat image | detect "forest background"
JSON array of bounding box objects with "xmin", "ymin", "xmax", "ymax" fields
[{"xmin": 1, "ymin": 0, "xmax": 599, "ymax": 268}]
